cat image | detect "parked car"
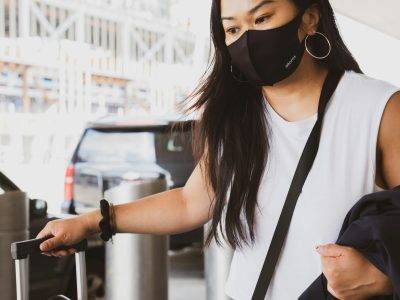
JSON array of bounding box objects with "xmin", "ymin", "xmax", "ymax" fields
[{"xmin": 61, "ymin": 115, "xmax": 203, "ymax": 249}]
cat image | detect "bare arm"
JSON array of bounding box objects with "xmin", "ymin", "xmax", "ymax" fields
[
  {"xmin": 37, "ymin": 155, "xmax": 215, "ymax": 254},
  {"xmin": 84, "ymin": 155, "xmax": 215, "ymax": 235},
  {"xmin": 376, "ymin": 91, "xmax": 400, "ymax": 189},
  {"xmin": 324, "ymin": 91, "xmax": 400, "ymax": 298}
]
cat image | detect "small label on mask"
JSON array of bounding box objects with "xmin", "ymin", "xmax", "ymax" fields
[{"xmin": 285, "ymin": 55, "xmax": 297, "ymax": 69}]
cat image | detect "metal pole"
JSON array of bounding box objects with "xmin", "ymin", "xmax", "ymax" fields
[
  {"xmin": 204, "ymin": 218, "xmax": 234, "ymax": 300},
  {"xmin": 75, "ymin": 252, "xmax": 88, "ymax": 300},
  {"xmin": 104, "ymin": 174, "xmax": 169, "ymax": 300},
  {"xmin": 15, "ymin": 258, "xmax": 29, "ymax": 300}
]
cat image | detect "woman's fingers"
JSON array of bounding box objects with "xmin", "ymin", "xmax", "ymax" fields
[
  {"xmin": 36, "ymin": 228, "xmax": 49, "ymax": 240},
  {"xmin": 68, "ymin": 248, "xmax": 77, "ymax": 255},
  {"xmin": 39, "ymin": 235, "xmax": 64, "ymax": 252},
  {"xmin": 41, "ymin": 247, "xmax": 77, "ymax": 257},
  {"xmin": 53, "ymin": 250, "xmax": 69, "ymax": 257},
  {"xmin": 36, "ymin": 222, "xmax": 58, "ymax": 251},
  {"xmin": 36, "ymin": 217, "xmax": 87, "ymax": 256},
  {"xmin": 46, "ymin": 250, "xmax": 69, "ymax": 257}
]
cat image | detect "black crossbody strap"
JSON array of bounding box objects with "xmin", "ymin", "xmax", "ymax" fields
[{"xmin": 251, "ymin": 68, "xmax": 345, "ymax": 300}]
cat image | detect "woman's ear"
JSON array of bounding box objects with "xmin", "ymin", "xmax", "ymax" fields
[{"xmin": 301, "ymin": 4, "xmax": 321, "ymax": 35}]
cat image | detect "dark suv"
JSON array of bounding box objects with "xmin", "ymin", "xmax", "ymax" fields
[{"xmin": 61, "ymin": 115, "xmax": 202, "ymax": 249}]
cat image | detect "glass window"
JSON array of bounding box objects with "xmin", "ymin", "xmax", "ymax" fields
[{"xmin": 77, "ymin": 129, "xmax": 156, "ymax": 163}]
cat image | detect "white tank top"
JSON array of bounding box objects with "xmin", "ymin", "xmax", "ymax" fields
[{"xmin": 224, "ymin": 70, "xmax": 400, "ymax": 300}]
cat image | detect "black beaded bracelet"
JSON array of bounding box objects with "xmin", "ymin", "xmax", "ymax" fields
[{"xmin": 99, "ymin": 199, "xmax": 114, "ymax": 242}]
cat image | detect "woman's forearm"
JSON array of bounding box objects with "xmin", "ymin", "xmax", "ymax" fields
[
  {"xmin": 36, "ymin": 160, "xmax": 212, "ymax": 254},
  {"xmin": 83, "ymin": 187, "xmax": 197, "ymax": 236}
]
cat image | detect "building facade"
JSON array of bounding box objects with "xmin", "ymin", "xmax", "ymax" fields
[{"xmin": 0, "ymin": 0, "xmax": 209, "ymax": 115}]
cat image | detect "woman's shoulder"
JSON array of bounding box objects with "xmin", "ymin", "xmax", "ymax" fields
[
  {"xmin": 337, "ymin": 70, "xmax": 400, "ymax": 135},
  {"xmin": 337, "ymin": 70, "xmax": 400, "ymax": 112},
  {"xmin": 342, "ymin": 70, "xmax": 400, "ymax": 97}
]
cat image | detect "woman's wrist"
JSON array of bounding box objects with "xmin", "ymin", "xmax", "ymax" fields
[
  {"xmin": 374, "ymin": 275, "xmax": 393, "ymax": 296},
  {"xmin": 81, "ymin": 209, "xmax": 102, "ymax": 236},
  {"xmin": 367, "ymin": 262, "xmax": 393, "ymax": 296}
]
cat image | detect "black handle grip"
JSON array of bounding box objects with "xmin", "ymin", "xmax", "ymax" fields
[{"xmin": 11, "ymin": 237, "xmax": 87, "ymax": 260}]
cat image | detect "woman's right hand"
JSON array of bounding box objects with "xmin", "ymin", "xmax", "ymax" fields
[{"xmin": 36, "ymin": 215, "xmax": 92, "ymax": 257}]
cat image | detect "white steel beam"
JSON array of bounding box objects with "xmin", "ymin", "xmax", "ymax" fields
[
  {"xmin": 30, "ymin": 2, "xmax": 56, "ymax": 36},
  {"xmin": 0, "ymin": 0, "xmax": 5, "ymax": 37},
  {"xmin": 9, "ymin": 0, "xmax": 17, "ymax": 37},
  {"xmin": 52, "ymin": 12, "xmax": 80, "ymax": 39},
  {"xmin": 139, "ymin": 32, "xmax": 168, "ymax": 64},
  {"xmin": 75, "ymin": 10, "xmax": 85, "ymax": 43},
  {"xmin": 18, "ymin": 0, "xmax": 30, "ymax": 38}
]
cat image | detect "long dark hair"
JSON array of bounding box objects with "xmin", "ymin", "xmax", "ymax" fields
[{"xmin": 176, "ymin": 0, "xmax": 362, "ymax": 251}]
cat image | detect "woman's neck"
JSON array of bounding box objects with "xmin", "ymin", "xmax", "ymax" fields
[{"xmin": 262, "ymin": 57, "xmax": 329, "ymax": 122}]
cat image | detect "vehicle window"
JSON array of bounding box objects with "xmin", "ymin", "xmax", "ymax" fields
[
  {"xmin": 76, "ymin": 129, "xmax": 156, "ymax": 163},
  {"xmin": 155, "ymin": 130, "xmax": 193, "ymax": 163}
]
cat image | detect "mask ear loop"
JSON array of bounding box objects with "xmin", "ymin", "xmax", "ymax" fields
[{"xmin": 230, "ymin": 63, "xmax": 249, "ymax": 83}]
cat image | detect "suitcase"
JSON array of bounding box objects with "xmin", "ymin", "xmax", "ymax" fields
[{"xmin": 11, "ymin": 237, "xmax": 88, "ymax": 300}]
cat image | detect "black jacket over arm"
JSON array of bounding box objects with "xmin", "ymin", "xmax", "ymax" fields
[{"xmin": 299, "ymin": 185, "xmax": 400, "ymax": 300}]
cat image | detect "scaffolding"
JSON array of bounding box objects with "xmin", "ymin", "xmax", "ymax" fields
[
  {"xmin": 0, "ymin": 0, "xmax": 210, "ymax": 165},
  {"xmin": 0, "ymin": 0, "xmax": 209, "ymax": 115}
]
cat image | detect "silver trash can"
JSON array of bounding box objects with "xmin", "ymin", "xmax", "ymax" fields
[
  {"xmin": 104, "ymin": 173, "xmax": 168, "ymax": 300},
  {"xmin": 204, "ymin": 217, "xmax": 234, "ymax": 300},
  {"xmin": 0, "ymin": 191, "xmax": 29, "ymax": 300}
]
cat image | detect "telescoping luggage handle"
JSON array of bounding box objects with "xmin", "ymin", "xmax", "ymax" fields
[{"xmin": 11, "ymin": 237, "xmax": 88, "ymax": 300}]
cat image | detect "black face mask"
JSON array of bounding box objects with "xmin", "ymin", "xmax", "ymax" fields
[{"xmin": 227, "ymin": 10, "xmax": 306, "ymax": 86}]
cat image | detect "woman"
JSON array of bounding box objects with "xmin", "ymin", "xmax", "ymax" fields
[{"xmin": 37, "ymin": 0, "xmax": 400, "ymax": 299}]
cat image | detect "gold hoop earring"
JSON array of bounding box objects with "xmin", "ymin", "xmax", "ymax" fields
[{"xmin": 305, "ymin": 31, "xmax": 331, "ymax": 60}]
